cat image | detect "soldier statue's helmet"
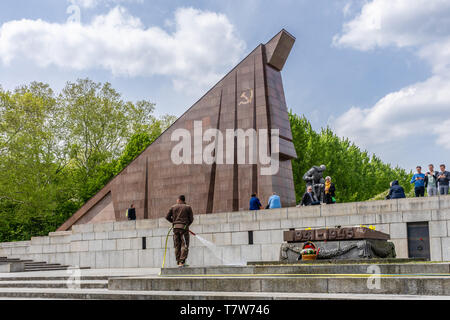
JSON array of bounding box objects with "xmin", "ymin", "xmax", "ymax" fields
[{"xmin": 319, "ymin": 165, "xmax": 326, "ymax": 171}]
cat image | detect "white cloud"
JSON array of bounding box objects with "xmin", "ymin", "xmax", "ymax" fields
[
  {"xmin": 68, "ymin": 0, "xmax": 143, "ymax": 9},
  {"xmin": 332, "ymin": 0, "xmax": 450, "ymax": 150},
  {"xmin": 0, "ymin": 6, "xmax": 246, "ymax": 95}
]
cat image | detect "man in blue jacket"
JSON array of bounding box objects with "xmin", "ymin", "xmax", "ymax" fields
[
  {"xmin": 410, "ymin": 166, "xmax": 425, "ymax": 197},
  {"xmin": 387, "ymin": 180, "xmax": 406, "ymax": 199},
  {"xmin": 249, "ymin": 193, "xmax": 263, "ymax": 210}
]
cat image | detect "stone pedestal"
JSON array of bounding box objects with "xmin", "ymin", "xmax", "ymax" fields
[{"xmin": 280, "ymin": 239, "xmax": 396, "ymax": 263}]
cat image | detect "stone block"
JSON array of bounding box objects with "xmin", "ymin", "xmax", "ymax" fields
[
  {"xmin": 239, "ymin": 221, "xmax": 260, "ymax": 232},
  {"xmin": 321, "ymin": 202, "xmax": 357, "ymax": 217},
  {"xmin": 241, "ymin": 244, "xmax": 262, "ymax": 262},
  {"xmin": 113, "ymin": 221, "xmax": 136, "ymax": 231},
  {"xmin": 439, "ymin": 195, "xmax": 450, "ymax": 209},
  {"xmin": 88, "ymin": 240, "xmax": 103, "ymax": 251},
  {"xmin": 227, "ymin": 211, "xmax": 256, "ymax": 223},
  {"xmin": 94, "ymin": 232, "xmax": 109, "ymax": 240},
  {"xmin": 349, "ymin": 214, "xmax": 377, "ymax": 225},
  {"xmin": 202, "ymin": 224, "xmax": 221, "ymax": 233},
  {"xmin": 441, "ymin": 238, "xmax": 450, "ymax": 261},
  {"xmin": 157, "ymin": 218, "xmax": 171, "ymax": 228},
  {"xmin": 42, "ymin": 244, "xmax": 57, "ymax": 254},
  {"xmin": 136, "ymin": 219, "xmax": 158, "ymax": 230},
  {"xmin": 130, "ymin": 237, "xmax": 142, "ymax": 250},
  {"xmin": 72, "ymin": 223, "xmax": 94, "ymax": 233},
  {"xmin": 390, "ymin": 223, "xmax": 407, "ymax": 239},
  {"xmin": 146, "ymin": 236, "xmax": 162, "ymax": 249},
  {"xmin": 152, "ymin": 228, "xmax": 170, "ymax": 237},
  {"xmin": 152, "ymin": 248, "xmax": 164, "ymax": 268},
  {"xmin": 253, "ymin": 230, "xmax": 272, "ymax": 244},
  {"xmin": 102, "ymin": 239, "xmax": 116, "ymax": 251},
  {"xmin": 95, "ymin": 251, "xmax": 109, "ymax": 268},
  {"xmin": 191, "ymin": 233, "xmax": 212, "ymax": 247},
  {"xmin": 432, "ymin": 209, "xmax": 450, "ymax": 221},
  {"xmin": 49, "ymin": 235, "xmax": 70, "ymax": 245},
  {"xmin": 48, "ymin": 231, "xmax": 72, "ymax": 237},
  {"xmin": 261, "ymin": 243, "xmax": 280, "ymax": 261},
  {"xmin": 255, "ymin": 208, "xmax": 287, "ymax": 221},
  {"xmin": 390, "ymin": 239, "xmax": 408, "ymax": 258},
  {"xmin": 402, "ymin": 211, "xmax": 432, "ymax": 222},
  {"xmin": 117, "ymin": 238, "xmax": 131, "ymax": 250},
  {"xmin": 430, "ymin": 237, "xmax": 442, "ymax": 261},
  {"xmin": 136, "ymin": 229, "xmax": 153, "ymax": 237},
  {"xmin": 93, "ymin": 222, "xmax": 114, "ymax": 233},
  {"xmin": 28, "ymin": 245, "xmax": 43, "ymax": 254},
  {"xmin": 65, "ymin": 252, "xmax": 80, "ymax": 267},
  {"xmin": 11, "ymin": 246, "xmax": 28, "ymax": 255},
  {"xmin": 398, "ymin": 197, "xmax": 439, "ymax": 211},
  {"xmin": 138, "ymin": 249, "xmax": 154, "ymax": 268},
  {"xmin": 31, "ymin": 237, "xmax": 50, "ymax": 245},
  {"xmin": 56, "ymin": 244, "xmax": 70, "ymax": 253},
  {"xmin": 70, "ymin": 233, "xmax": 82, "ymax": 241},
  {"xmin": 376, "ymin": 212, "xmax": 403, "ymax": 224},
  {"xmin": 70, "ymin": 241, "xmax": 89, "ymax": 252},
  {"xmin": 286, "ymin": 206, "xmax": 320, "ymax": 219},
  {"xmin": 430, "ymin": 221, "xmax": 447, "ymax": 237},
  {"xmin": 280, "ymin": 219, "xmax": 295, "ymax": 229},
  {"xmin": 325, "ymin": 215, "xmax": 351, "ymax": 227},
  {"xmin": 221, "ymin": 222, "xmax": 240, "ymax": 232},
  {"xmin": 203, "ymin": 246, "xmax": 223, "ymax": 266},
  {"xmin": 212, "ymin": 232, "xmax": 232, "ymax": 246},
  {"xmin": 79, "ymin": 252, "xmax": 96, "ymax": 268},
  {"xmin": 82, "ymin": 232, "xmax": 95, "ymax": 241},
  {"xmin": 259, "ymin": 220, "xmax": 281, "ymax": 230},
  {"xmin": 373, "ymin": 224, "xmax": 390, "ymax": 235},
  {"xmin": 222, "ymin": 246, "xmax": 242, "ymax": 265},
  {"xmin": 108, "ymin": 231, "xmax": 123, "ymax": 239},
  {"xmin": 189, "ymin": 225, "xmax": 202, "ymax": 235},
  {"xmin": 123, "ymin": 250, "xmax": 139, "ymax": 268},
  {"xmin": 231, "ymin": 232, "xmax": 248, "ymax": 245},
  {"xmin": 109, "ymin": 251, "xmax": 124, "ymax": 268},
  {"xmin": 188, "ymin": 247, "xmax": 204, "ymax": 267},
  {"xmin": 357, "ymin": 199, "xmax": 398, "ymax": 215},
  {"xmin": 270, "ymin": 230, "xmax": 284, "ymax": 244},
  {"xmin": 199, "ymin": 213, "xmax": 228, "ymax": 225}
]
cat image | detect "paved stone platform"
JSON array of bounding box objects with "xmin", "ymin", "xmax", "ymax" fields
[
  {"xmin": 0, "ymin": 266, "xmax": 449, "ymax": 299},
  {"xmin": 160, "ymin": 262, "xmax": 450, "ymax": 276}
]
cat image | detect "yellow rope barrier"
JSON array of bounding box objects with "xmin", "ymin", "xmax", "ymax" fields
[{"xmin": 159, "ymin": 226, "xmax": 173, "ymax": 276}]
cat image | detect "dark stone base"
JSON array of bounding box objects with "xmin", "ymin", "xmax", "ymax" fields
[{"xmin": 280, "ymin": 240, "xmax": 396, "ymax": 263}]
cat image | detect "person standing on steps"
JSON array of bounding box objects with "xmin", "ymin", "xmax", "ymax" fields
[
  {"xmin": 165, "ymin": 195, "xmax": 194, "ymax": 267},
  {"xmin": 425, "ymin": 164, "xmax": 439, "ymax": 196},
  {"xmin": 410, "ymin": 166, "xmax": 425, "ymax": 197},
  {"xmin": 438, "ymin": 164, "xmax": 450, "ymax": 195}
]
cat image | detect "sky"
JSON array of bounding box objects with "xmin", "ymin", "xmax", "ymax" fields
[{"xmin": 0, "ymin": 0, "xmax": 449, "ymax": 171}]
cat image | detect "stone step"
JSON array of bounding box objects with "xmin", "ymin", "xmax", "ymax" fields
[
  {"xmin": 161, "ymin": 263, "xmax": 450, "ymax": 276},
  {"xmin": 23, "ymin": 267, "xmax": 71, "ymax": 272},
  {"xmin": 0, "ymin": 275, "xmax": 109, "ymax": 281},
  {"xmin": 0, "ymin": 280, "xmax": 107, "ymax": 289},
  {"xmin": 108, "ymin": 275, "xmax": 450, "ymax": 296},
  {"xmin": 248, "ymin": 258, "xmax": 427, "ymax": 265},
  {"xmin": 0, "ymin": 288, "xmax": 448, "ymax": 300}
]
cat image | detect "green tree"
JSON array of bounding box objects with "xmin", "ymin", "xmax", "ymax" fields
[{"xmin": 289, "ymin": 111, "xmax": 411, "ymax": 203}]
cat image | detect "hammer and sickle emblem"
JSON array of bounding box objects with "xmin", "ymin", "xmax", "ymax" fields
[{"xmin": 238, "ymin": 89, "xmax": 253, "ymax": 105}]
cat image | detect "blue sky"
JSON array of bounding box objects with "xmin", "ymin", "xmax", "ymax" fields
[{"xmin": 0, "ymin": 0, "xmax": 449, "ymax": 171}]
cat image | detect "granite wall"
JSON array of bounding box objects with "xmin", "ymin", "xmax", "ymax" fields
[{"xmin": 1, "ymin": 195, "xmax": 449, "ymax": 268}]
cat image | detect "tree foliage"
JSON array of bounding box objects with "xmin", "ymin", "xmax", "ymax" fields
[{"xmin": 0, "ymin": 80, "xmax": 173, "ymax": 241}]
